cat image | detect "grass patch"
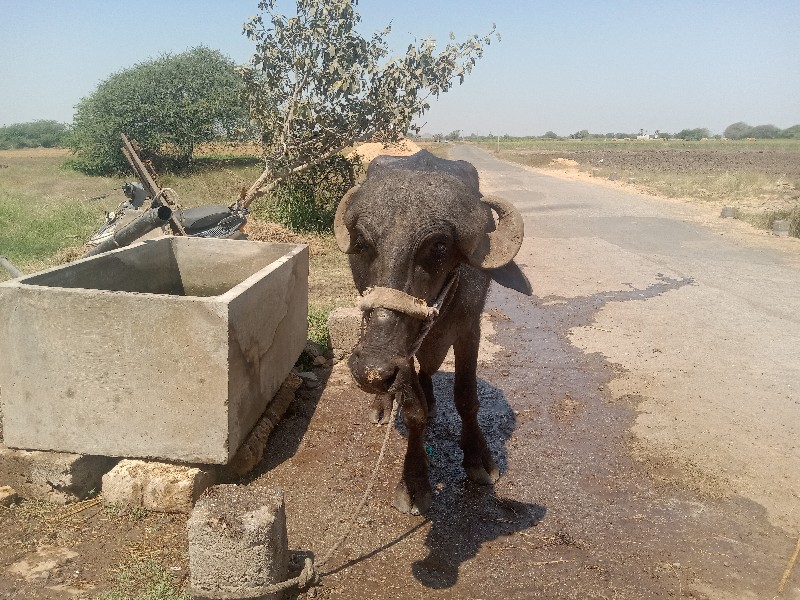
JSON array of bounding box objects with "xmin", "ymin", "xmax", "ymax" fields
[
  {"xmin": 0, "ymin": 192, "xmax": 97, "ymax": 266},
  {"xmin": 157, "ymin": 158, "xmax": 263, "ymax": 209},
  {"xmin": 737, "ymin": 205, "xmax": 800, "ymax": 236},
  {"xmin": 90, "ymin": 559, "xmax": 187, "ymax": 600},
  {"xmin": 0, "ymin": 149, "xmax": 124, "ymax": 277},
  {"xmin": 308, "ymin": 304, "xmax": 332, "ymax": 352}
]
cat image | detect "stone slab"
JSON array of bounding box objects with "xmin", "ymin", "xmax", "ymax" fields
[
  {"xmin": 188, "ymin": 485, "xmax": 288, "ymax": 600},
  {"xmin": 0, "ymin": 237, "xmax": 309, "ymax": 464},
  {"xmin": 102, "ymin": 459, "xmax": 215, "ymax": 514},
  {"xmin": 772, "ymin": 219, "xmax": 790, "ymax": 237},
  {"xmin": 0, "ymin": 444, "xmax": 117, "ymax": 504},
  {"xmin": 327, "ymin": 307, "xmax": 362, "ymax": 355}
]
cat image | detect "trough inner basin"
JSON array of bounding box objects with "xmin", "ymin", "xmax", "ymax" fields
[{"xmin": 23, "ymin": 236, "xmax": 293, "ymax": 297}]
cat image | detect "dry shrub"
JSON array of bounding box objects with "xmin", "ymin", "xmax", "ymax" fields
[{"xmin": 242, "ymin": 219, "xmax": 328, "ymax": 255}]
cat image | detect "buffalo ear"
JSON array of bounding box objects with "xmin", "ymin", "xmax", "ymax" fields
[
  {"xmin": 334, "ymin": 185, "xmax": 360, "ymax": 253},
  {"xmin": 489, "ymin": 261, "xmax": 532, "ymax": 295},
  {"xmin": 468, "ymin": 196, "xmax": 524, "ymax": 269}
]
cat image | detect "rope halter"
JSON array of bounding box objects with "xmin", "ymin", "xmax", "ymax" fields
[{"xmin": 357, "ymin": 267, "xmax": 461, "ymax": 358}]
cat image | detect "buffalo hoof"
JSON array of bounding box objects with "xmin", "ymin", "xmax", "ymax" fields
[
  {"xmin": 466, "ymin": 461, "xmax": 500, "ymax": 485},
  {"xmin": 369, "ymin": 407, "xmax": 392, "ymax": 425},
  {"xmin": 369, "ymin": 393, "xmax": 393, "ymax": 425},
  {"xmin": 392, "ymin": 481, "xmax": 432, "ymax": 516}
]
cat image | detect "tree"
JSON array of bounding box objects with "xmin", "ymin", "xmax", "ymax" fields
[
  {"xmin": 444, "ymin": 130, "xmax": 462, "ymax": 141},
  {"xmin": 68, "ymin": 46, "xmax": 248, "ymax": 174},
  {"xmin": 238, "ymin": 0, "xmax": 497, "ymax": 207},
  {"xmin": 749, "ymin": 124, "xmax": 781, "ymax": 139},
  {"xmin": 781, "ymin": 124, "xmax": 800, "ymax": 139},
  {"xmin": 674, "ymin": 128, "xmax": 711, "ymax": 141},
  {"xmin": 0, "ymin": 120, "xmax": 68, "ymax": 149},
  {"xmin": 724, "ymin": 121, "xmax": 752, "ymax": 140}
]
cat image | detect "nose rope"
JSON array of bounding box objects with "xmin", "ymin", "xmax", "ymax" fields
[{"xmin": 357, "ymin": 268, "xmax": 461, "ymax": 359}]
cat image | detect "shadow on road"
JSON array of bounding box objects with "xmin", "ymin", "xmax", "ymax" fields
[{"xmin": 408, "ymin": 373, "xmax": 546, "ymax": 589}]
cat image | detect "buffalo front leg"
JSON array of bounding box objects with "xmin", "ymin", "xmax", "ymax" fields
[
  {"xmin": 454, "ymin": 331, "xmax": 499, "ymax": 485},
  {"xmin": 392, "ymin": 374, "xmax": 432, "ymax": 515}
]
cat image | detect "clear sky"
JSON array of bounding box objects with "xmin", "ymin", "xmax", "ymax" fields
[{"xmin": 1, "ymin": 0, "xmax": 798, "ymax": 137}]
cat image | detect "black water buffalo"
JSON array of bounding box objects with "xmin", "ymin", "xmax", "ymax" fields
[{"xmin": 334, "ymin": 150, "xmax": 530, "ymax": 514}]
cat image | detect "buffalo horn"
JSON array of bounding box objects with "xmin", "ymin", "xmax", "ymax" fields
[
  {"xmin": 469, "ymin": 196, "xmax": 525, "ymax": 270},
  {"xmin": 334, "ymin": 185, "xmax": 360, "ymax": 253}
]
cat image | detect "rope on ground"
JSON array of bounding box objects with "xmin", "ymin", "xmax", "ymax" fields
[
  {"xmin": 778, "ymin": 531, "xmax": 800, "ymax": 594},
  {"xmin": 317, "ymin": 395, "xmax": 400, "ymax": 570}
]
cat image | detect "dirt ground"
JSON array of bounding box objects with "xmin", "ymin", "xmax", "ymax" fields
[{"xmin": 2, "ymin": 143, "xmax": 799, "ymax": 598}]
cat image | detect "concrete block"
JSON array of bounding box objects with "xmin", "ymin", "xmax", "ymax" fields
[
  {"xmin": 0, "ymin": 445, "xmax": 116, "ymax": 504},
  {"xmin": 189, "ymin": 485, "xmax": 288, "ymax": 600},
  {"xmin": 102, "ymin": 459, "xmax": 215, "ymax": 514},
  {"xmin": 773, "ymin": 219, "xmax": 790, "ymax": 237},
  {"xmin": 0, "ymin": 237, "xmax": 309, "ymax": 464},
  {"xmin": 327, "ymin": 306, "xmax": 362, "ymax": 355}
]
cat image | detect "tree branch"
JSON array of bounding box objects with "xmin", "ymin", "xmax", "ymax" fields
[{"xmin": 240, "ymin": 129, "xmax": 375, "ymax": 208}]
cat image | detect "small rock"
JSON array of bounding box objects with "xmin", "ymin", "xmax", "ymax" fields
[
  {"xmin": 313, "ymin": 355, "xmax": 328, "ymax": 367},
  {"xmin": 304, "ymin": 340, "xmax": 322, "ymax": 358},
  {"xmin": 627, "ymin": 177, "xmax": 638, "ymax": 184},
  {"xmin": 0, "ymin": 486, "xmax": 20, "ymax": 507},
  {"xmin": 296, "ymin": 371, "xmax": 319, "ymax": 389}
]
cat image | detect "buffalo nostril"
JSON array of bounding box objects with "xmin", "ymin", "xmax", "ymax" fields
[{"xmin": 364, "ymin": 364, "xmax": 399, "ymax": 392}]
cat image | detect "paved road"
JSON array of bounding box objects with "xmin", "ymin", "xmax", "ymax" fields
[
  {"xmin": 452, "ymin": 144, "xmax": 800, "ymax": 598},
  {"xmin": 262, "ymin": 145, "xmax": 800, "ymax": 599}
]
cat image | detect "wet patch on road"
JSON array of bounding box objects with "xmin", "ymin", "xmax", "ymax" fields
[{"xmin": 484, "ymin": 274, "xmax": 798, "ymax": 598}]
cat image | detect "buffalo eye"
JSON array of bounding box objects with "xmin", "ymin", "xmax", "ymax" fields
[
  {"xmin": 432, "ymin": 240, "xmax": 448, "ymax": 260},
  {"xmin": 349, "ymin": 231, "xmax": 375, "ymax": 258},
  {"xmin": 419, "ymin": 237, "xmax": 451, "ymax": 272}
]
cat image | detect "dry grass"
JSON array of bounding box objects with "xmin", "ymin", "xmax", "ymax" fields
[
  {"xmin": 244, "ymin": 219, "xmax": 356, "ymax": 309},
  {"xmin": 0, "ymin": 148, "xmax": 357, "ymax": 346},
  {"xmin": 473, "ymin": 138, "xmax": 800, "ymax": 236}
]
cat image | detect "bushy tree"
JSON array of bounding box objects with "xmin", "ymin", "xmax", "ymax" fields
[
  {"xmin": 238, "ymin": 0, "xmax": 497, "ymax": 207},
  {"xmin": 724, "ymin": 121, "xmax": 753, "ymax": 140},
  {"xmin": 67, "ymin": 46, "xmax": 249, "ymax": 174},
  {"xmin": 749, "ymin": 124, "xmax": 781, "ymax": 139},
  {"xmin": 674, "ymin": 128, "xmax": 711, "ymax": 141},
  {"xmin": 0, "ymin": 120, "xmax": 69, "ymax": 149},
  {"xmin": 781, "ymin": 124, "xmax": 800, "ymax": 139}
]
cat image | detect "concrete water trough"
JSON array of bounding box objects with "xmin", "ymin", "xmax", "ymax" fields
[{"xmin": 0, "ymin": 236, "xmax": 308, "ymax": 464}]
